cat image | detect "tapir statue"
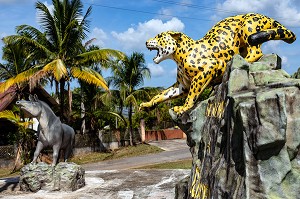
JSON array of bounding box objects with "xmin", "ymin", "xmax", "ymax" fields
[{"xmin": 16, "ymin": 94, "xmax": 75, "ymax": 166}]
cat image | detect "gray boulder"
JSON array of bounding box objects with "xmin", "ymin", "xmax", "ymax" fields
[
  {"xmin": 174, "ymin": 54, "xmax": 300, "ymax": 199},
  {"xmin": 19, "ymin": 162, "xmax": 85, "ymax": 192}
]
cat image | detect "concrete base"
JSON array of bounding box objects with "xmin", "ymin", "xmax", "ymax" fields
[{"xmin": 1, "ymin": 169, "xmax": 190, "ymax": 199}]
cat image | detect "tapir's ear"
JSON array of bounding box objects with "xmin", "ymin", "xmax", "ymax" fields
[
  {"xmin": 33, "ymin": 94, "xmax": 38, "ymax": 102},
  {"xmin": 29, "ymin": 94, "xmax": 34, "ymax": 101}
]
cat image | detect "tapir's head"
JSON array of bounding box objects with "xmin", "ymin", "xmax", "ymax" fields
[{"xmin": 16, "ymin": 94, "xmax": 42, "ymax": 117}]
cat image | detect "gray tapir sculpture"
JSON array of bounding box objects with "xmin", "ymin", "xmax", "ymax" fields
[{"xmin": 16, "ymin": 94, "xmax": 75, "ymax": 166}]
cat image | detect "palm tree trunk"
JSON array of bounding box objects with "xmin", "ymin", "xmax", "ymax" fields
[
  {"xmin": 80, "ymin": 85, "xmax": 86, "ymax": 134},
  {"xmin": 11, "ymin": 143, "xmax": 22, "ymax": 173},
  {"xmin": 128, "ymin": 104, "xmax": 133, "ymax": 146},
  {"xmin": 59, "ymin": 79, "xmax": 65, "ymax": 121},
  {"xmin": 55, "ymin": 80, "xmax": 59, "ymax": 102},
  {"xmin": 68, "ymin": 82, "xmax": 72, "ymax": 122}
]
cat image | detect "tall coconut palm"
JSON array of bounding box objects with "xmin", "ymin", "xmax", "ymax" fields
[
  {"xmin": 108, "ymin": 52, "xmax": 151, "ymax": 145},
  {"xmin": 0, "ymin": 0, "xmax": 124, "ymax": 120}
]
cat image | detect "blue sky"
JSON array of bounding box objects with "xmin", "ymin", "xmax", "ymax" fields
[{"xmin": 1, "ymin": 0, "xmax": 300, "ymax": 90}]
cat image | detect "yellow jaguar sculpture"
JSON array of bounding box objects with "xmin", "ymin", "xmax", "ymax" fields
[{"xmin": 140, "ymin": 13, "xmax": 296, "ymax": 115}]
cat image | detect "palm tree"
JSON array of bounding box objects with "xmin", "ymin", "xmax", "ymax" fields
[
  {"xmin": 0, "ymin": 0, "xmax": 124, "ymax": 120},
  {"xmin": 108, "ymin": 52, "xmax": 151, "ymax": 145},
  {"xmin": 0, "ymin": 34, "xmax": 40, "ymax": 98}
]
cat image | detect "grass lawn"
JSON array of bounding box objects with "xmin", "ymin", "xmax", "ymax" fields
[
  {"xmin": 0, "ymin": 168, "xmax": 19, "ymax": 179},
  {"xmin": 135, "ymin": 158, "xmax": 192, "ymax": 169}
]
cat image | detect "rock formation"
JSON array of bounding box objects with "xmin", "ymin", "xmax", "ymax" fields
[
  {"xmin": 174, "ymin": 54, "xmax": 300, "ymax": 199},
  {"xmin": 19, "ymin": 162, "xmax": 85, "ymax": 192}
]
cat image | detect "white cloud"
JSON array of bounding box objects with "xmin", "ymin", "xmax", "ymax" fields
[
  {"xmin": 148, "ymin": 63, "xmax": 165, "ymax": 77},
  {"xmin": 111, "ymin": 17, "xmax": 185, "ymax": 51},
  {"xmin": 215, "ymin": 0, "xmax": 300, "ymax": 27},
  {"xmin": 159, "ymin": 8, "xmax": 173, "ymax": 17},
  {"xmin": 90, "ymin": 27, "xmax": 108, "ymax": 47},
  {"xmin": 216, "ymin": 0, "xmax": 266, "ymax": 14},
  {"xmin": 261, "ymin": 40, "xmax": 290, "ymax": 66},
  {"xmin": 262, "ymin": 40, "xmax": 281, "ymax": 53},
  {"xmin": 158, "ymin": 0, "xmax": 193, "ymax": 19}
]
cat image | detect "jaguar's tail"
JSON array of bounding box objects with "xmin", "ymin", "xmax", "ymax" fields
[{"xmin": 248, "ymin": 20, "xmax": 296, "ymax": 46}]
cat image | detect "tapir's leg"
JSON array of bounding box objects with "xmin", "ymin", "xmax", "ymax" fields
[
  {"xmin": 64, "ymin": 145, "xmax": 72, "ymax": 162},
  {"xmin": 52, "ymin": 144, "xmax": 61, "ymax": 166},
  {"xmin": 32, "ymin": 141, "xmax": 44, "ymax": 164}
]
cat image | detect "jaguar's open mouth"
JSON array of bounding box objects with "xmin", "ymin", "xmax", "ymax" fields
[{"xmin": 147, "ymin": 46, "xmax": 160, "ymax": 62}]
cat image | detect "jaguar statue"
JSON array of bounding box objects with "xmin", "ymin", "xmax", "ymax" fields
[{"xmin": 139, "ymin": 13, "xmax": 296, "ymax": 115}]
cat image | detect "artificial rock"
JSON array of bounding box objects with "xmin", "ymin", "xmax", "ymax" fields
[
  {"xmin": 19, "ymin": 162, "xmax": 85, "ymax": 192},
  {"xmin": 174, "ymin": 54, "xmax": 300, "ymax": 199}
]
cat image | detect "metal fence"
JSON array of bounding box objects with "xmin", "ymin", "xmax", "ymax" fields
[{"xmin": 0, "ymin": 145, "xmax": 15, "ymax": 159}]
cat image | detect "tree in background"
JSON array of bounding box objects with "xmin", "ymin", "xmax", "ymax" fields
[
  {"xmin": 107, "ymin": 52, "xmax": 150, "ymax": 145},
  {"xmin": 0, "ymin": 0, "xmax": 124, "ymax": 121},
  {"xmin": 0, "ymin": 32, "xmax": 44, "ymax": 99},
  {"xmin": 0, "ymin": 109, "xmax": 35, "ymax": 172}
]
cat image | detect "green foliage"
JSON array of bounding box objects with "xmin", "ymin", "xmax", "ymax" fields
[
  {"xmin": 0, "ymin": 0, "xmax": 124, "ymax": 123},
  {"xmin": 106, "ymin": 52, "xmax": 151, "ymax": 145},
  {"xmin": 0, "ymin": 108, "xmax": 36, "ymax": 166},
  {"xmin": 134, "ymin": 87, "xmax": 212, "ymax": 130}
]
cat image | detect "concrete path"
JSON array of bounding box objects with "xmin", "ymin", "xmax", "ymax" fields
[
  {"xmin": 0, "ymin": 139, "xmax": 192, "ymax": 199},
  {"xmin": 83, "ymin": 139, "xmax": 191, "ymax": 171}
]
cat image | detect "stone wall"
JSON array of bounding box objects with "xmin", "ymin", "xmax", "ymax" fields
[{"xmin": 174, "ymin": 54, "xmax": 300, "ymax": 199}]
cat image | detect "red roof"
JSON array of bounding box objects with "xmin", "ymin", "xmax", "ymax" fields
[
  {"xmin": 0, "ymin": 83, "xmax": 58, "ymax": 112},
  {"xmin": 0, "ymin": 84, "xmax": 18, "ymax": 111}
]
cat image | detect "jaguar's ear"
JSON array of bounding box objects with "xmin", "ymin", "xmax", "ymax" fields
[{"xmin": 168, "ymin": 31, "xmax": 182, "ymax": 41}]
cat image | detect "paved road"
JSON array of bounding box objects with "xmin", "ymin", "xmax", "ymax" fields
[
  {"xmin": 83, "ymin": 139, "xmax": 191, "ymax": 171},
  {"xmin": 0, "ymin": 139, "xmax": 192, "ymax": 199}
]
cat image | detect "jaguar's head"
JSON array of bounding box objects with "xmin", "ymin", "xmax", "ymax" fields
[{"xmin": 146, "ymin": 31, "xmax": 181, "ymax": 64}]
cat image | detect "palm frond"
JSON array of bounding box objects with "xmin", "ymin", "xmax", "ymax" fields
[
  {"xmin": 79, "ymin": 5, "xmax": 92, "ymax": 33},
  {"xmin": 125, "ymin": 94, "xmax": 138, "ymax": 109},
  {"xmin": 0, "ymin": 110, "xmax": 32, "ymax": 128},
  {"xmin": 61, "ymin": 20, "xmax": 80, "ymax": 51},
  {"xmin": 132, "ymin": 89, "xmax": 151, "ymax": 101},
  {"xmin": 3, "ymin": 35, "xmax": 53, "ymax": 57},
  {"xmin": 29, "ymin": 69, "xmax": 48, "ymax": 91},
  {"xmin": 71, "ymin": 66, "xmax": 108, "ymax": 90},
  {"xmin": 0, "ymin": 66, "xmax": 41, "ymax": 93},
  {"xmin": 36, "ymin": 1, "xmax": 60, "ymax": 45},
  {"xmin": 76, "ymin": 49, "xmax": 125, "ymax": 65},
  {"xmin": 0, "ymin": 110, "xmax": 20, "ymax": 123},
  {"xmin": 98, "ymin": 91, "xmax": 113, "ymax": 106},
  {"xmin": 42, "ymin": 59, "xmax": 68, "ymax": 81},
  {"xmin": 94, "ymin": 110, "xmax": 127, "ymax": 125}
]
